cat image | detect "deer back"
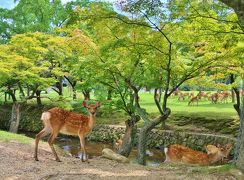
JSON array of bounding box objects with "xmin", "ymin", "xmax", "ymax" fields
[{"xmin": 46, "ymin": 107, "xmax": 90, "ymax": 135}]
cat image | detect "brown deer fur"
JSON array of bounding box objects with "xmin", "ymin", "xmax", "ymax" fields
[
  {"xmin": 34, "ymin": 101, "xmax": 101, "ymax": 162},
  {"xmin": 188, "ymin": 96, "xmax": 199, "ymax": 106},
  {"xmin": 164, "ymin": 144, "xmax": 232, "ymax": 166}
]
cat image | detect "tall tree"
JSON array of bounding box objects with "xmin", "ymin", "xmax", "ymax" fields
[
  {"xmin": 69, "ymin": 2, "xmax": 226, "ymax": 164},
  {"xmin": 118, "ymin": 0, "xmax": 244, "ymax": 168}
]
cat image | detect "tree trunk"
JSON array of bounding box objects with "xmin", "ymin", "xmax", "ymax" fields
[
  {"xmin": 73, "ymin": 88, "xmax": 77, "ymax": 100},
  {"xmin": 219, "ymin": 0, "xmax": 244, "ymax": 30},
  {"xmin": 36, "ymin": 90, "xmax": 43, "ymax": 108},
  {"xmin": 158, "ymin": 88, "xmax": 162, "ymax": 103},
  {"xmin": 230, "ymin": 74, "xmax": 241, "ymax": 116},
  {"xmin": 27, "ymin": 85, "xmax": 30, "ymax": 97},
  {"xmin": 232, "ymin": 89, "xmax": 236, "ymax": 103},
  {"xmin": 137, "ymin": 109, "xmax": 171, "ymax": 165},
  {"xmin": 137, "ymin": 127, "xmax": 148, "ymax": 165},
  {"xmin": 235, "ymin": 78, "xmax": 244, "ymax": 172},
  {"xmin": 52, "ymin": 77, "xmax": 63, "ymax": 96},
  {"xmin": 56, "ymin": 80, "xmax": 63, "ymax": 96},
  {"xmin": 6, "ymin": 90, "xmax": 17, "ymax": 102},
  {"xmin": 118, "ymin": 115, "xmax": 140, "ymax": 157},
  {"xmin": 64, "ymin": 76, "xmax": 77, "ymax": 100},
  {"xmin": 219, "ymin": 0, "xmax": 244, "ymax": 172},
  {"xmin": 82, "ymin": 90, "xmax": 90, "ymax": 100},
  {"xmin": 107, "ymin": 89, "xmax": 112, "ymax": 100},
  {"xmin": 9, "ymin": 103, "xmax": 20, "ymax": 133},
  {"xmin": 18, "ymin": 83, "xmax": 26, "ymax": 101},
  {"xmin": 4, "ymin": 92, "xmax": 7, "ymax": 103}
]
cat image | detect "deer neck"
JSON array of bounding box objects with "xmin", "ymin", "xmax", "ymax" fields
[
  {"xmin": 207, "ymin": 152, "xmax": 222, "ymax": 164},
  {"xmin": 88, "ymin": 114, "xmax": 96, "ymax": 129}
]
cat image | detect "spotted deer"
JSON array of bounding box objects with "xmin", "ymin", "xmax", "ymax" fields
[
  {"xmin": 188, "ymin": 96, "xmax": 199, "ymax": 106},
  {"xmin": 114, "ymin": 137, "xmax": 123, "ymax": 151},
  {"xmin": 164, "ymin": 144, "xmax": 232, "ymax": 166},
  {"xmin": 34, "ymin": 101, "xmax": 101, "ymax": 162}
]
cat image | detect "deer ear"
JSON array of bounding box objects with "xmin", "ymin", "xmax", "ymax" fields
[
  {"xmin": 96, "ymin": 101, "xmax": 101, "ymax": 107},
  {"xmin": 225, "ymin": 144, "xmax": 233, "ymax": 149},
  {"xmin": 216, "ymin": 144, "xmax": 221, "ymax": 148},
  {"xmin": 83, "ymin": 101, "xmax": 88, "ymax": 108}
]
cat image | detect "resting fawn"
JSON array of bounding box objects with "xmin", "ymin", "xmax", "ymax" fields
[{"xmin": 164, "ymin": 144, "xmax": 232, "ymax": 165}]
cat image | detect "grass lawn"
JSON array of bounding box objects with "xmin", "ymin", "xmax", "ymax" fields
[
  {"xmin": 1, "ymin": 88, "xmax": 237, "ymax": 115},
  {"xmin": 0, "ymin": 130, "xmax": 33, "ymax": 144},
  {"xmin": 139, "ymin": 92, "xmax": 236, "ymax": 116}
]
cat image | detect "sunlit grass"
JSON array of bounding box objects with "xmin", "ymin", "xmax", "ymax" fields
[
  {"xmin": 139, "ymin": 92, "xmax": 236, "ymax": 116},
  {"xmin": 0, "ymin": 88, "xmax": 238, "ymax": 121},
  {"xmin": 0, "ymin": 130, "xmax": 33, "ymax": 144}
]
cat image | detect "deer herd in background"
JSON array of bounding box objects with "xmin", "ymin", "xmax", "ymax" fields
[{"xmin": 173, "ymin": 90, "xmax": 233, "ymax": 106}]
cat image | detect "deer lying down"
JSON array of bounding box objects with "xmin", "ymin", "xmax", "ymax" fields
[
  {"xmin": 34, "ymin": 101, "xmax": 101, "ymax": 162},
  {"xmin": 164, "ymin": 144, "xmax": 232, "ymax": 166}
]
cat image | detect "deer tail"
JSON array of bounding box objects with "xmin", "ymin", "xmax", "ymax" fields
[
  {"xmin": 41, "ymin": 112, "xmax": 51, "ymax": 121},
  {"xmin": 164, "ymin": 147, "xmax": 170, "ymax": 162},
  {"xmin": 164, "ymin": 147, "xmax": 168, "ymax": 155}
]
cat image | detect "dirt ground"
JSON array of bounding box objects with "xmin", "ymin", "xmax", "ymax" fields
[{"xmin": 0, "ymin": 140, "xmax": 241, "ymax": 180}]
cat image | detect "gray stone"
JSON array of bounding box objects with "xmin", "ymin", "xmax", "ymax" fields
[{"xmin": 102, "ymin": 148, "xmax": 129, "ymax": 163}]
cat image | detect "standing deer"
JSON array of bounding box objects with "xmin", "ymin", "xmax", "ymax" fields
[
  {"xmin": 188, "ymin": 96, "xmax": 199, "ymax": 106},
  {"xmin": 164, "ymin": 144, "xmax": 232, "ymax": 166},
  {"xmin": 34, "ymin": 101, "xmax": 101, "ymax": 162},
  {"xmin": 210, "ymin": 93, "xmax": 219, "ymax": 104}
]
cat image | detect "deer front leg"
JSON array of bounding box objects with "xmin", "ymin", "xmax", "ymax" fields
[{"xmin": 78, "ymin": 134, "xmax": 87, "ymax": 162}]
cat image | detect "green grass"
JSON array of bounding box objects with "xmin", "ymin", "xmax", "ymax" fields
[
  {"xmin": 139, "ymin": 92, "xmax": 236, "ymax": 116},
  {"xmin": 0, "ymin": 130, "xmax": 33, "ymax": 144},
  {"xmin": 1, "ymin": 88, "xmax": 237, "ymax": 115}
]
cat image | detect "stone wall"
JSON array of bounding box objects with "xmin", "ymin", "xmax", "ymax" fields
[{"xmin": 88, "ymin": 125, "xmax": 236, "ymax": 152}]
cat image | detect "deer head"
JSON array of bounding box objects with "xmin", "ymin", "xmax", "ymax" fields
[{"xmin": 83, "ymin": 101, "xmax": 101, "ymax": 116}]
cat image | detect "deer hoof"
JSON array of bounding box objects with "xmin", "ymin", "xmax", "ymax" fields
[
  {"xmin": 82, "ymin": 155, "xmax": 88, "ymax": 162},
  {"xmin": 76, "ymin": 154, "xmax": 83, "ymax": 160}
]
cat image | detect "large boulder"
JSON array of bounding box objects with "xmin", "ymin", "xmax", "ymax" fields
[{"xmin": 102, "ymin": 148, "xmax": 129, "ymax": 163}]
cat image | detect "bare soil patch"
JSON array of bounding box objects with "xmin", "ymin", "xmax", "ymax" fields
[{"xmin": 0, "ymin": 140, "xmax": 239, "ymax": 180}]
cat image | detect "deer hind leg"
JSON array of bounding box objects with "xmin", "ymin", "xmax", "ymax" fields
[
  {"xmin": 48, "ymin": 131, "xmax": 61, "ymax": 162},
  {"xmin": 34, "ymin": 128, "xmax": 51, "ymax": 161},
  {"xmin": 78, "ymin": 134, "xmax": 87, "ymax": 162},
  {"xmin": 164, "ymin": 147, "xmax": 170, "ymax": 163}
]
